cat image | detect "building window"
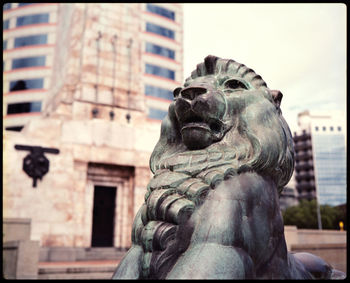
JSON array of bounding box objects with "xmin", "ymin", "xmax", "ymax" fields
[
  {"xmin": 3, "ymin": 3, "xmax": 12, "ymax": 10},
  {"xmin": 322, "ymin": 126, "xmax": 326, "ymax": 131},
  {"xmin": 5, "ymin": 126, "xmax": 24, "ymax": 132},
  {"xmin": 16, "ymin": 13, "xmax": 49, "ymax": 27},
  {"xmin": 3, "ymin": 19, "xmax": 10, "ymax": 30},
  {"xmin": 146, "ymin": 42, "xmax": 175, "ymax": 59},
  {"xmin": 7, "ymin": 101, "xmax": 42, "ymax": 115},
  {"xmin": 146, "ymin": 22, "xmax": 175, "ymax": 39},
  {"xmin": 145, "ymin": 84, "xmax": 173, "ymax": 101},
  {"xmin": 145, "ymin": 63, "xmax": 175, "ymax": 80},
  {"xmin": 12, "ymin": 56, "xmax": 46, "ymax": 69},
  {"xmin": 10, "ymin": 78, "xmax": 44, "ymax": 91},
  {"xmin": 3, "ymin": 40, "xmax": 7, "ymax": 50},
  {"xmin": 338, "ymin": 126, "xmax": 341, "ymax": 132},
  {"xmin": 148, "ymin": 107, "xmax": 168, "ymax": 120},
  {"xmin": 330, "ymin": 126, "xmax": 334, "ymax": 131},
  {"xmin": 146, "ymin": 4, "xmax": 175, "ymax": 21},
  {"xmin": 315, "ymin": 126, "xmax": 319, "ymax": 131},
  {"xmin": 14, "ymin": 34, "xmax": 48, "ymax": 48}
]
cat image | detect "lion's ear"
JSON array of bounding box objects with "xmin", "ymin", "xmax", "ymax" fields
[{"xmin": 271, "ymin": 90, "xmax": 283, "ymax": 108}]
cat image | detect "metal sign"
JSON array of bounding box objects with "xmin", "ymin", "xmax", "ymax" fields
[{"xmin": 14, "ymin": 145, "xmax": 59, "ymax": 187}]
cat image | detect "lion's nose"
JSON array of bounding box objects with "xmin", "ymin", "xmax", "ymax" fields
[{"xmin": 180, "ymin": 86, "xmax": 207, "ymax": 100}]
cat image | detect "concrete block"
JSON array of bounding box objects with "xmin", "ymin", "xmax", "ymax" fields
[
  {"xmin": 2, "ymin": 242, "xmax": 17, "ymax": 279},
  {"xmin": 3, "ymin": 240, "xmax": 39, "ymax": 279},
  {"xmin": 3, "ymin": 218, "xmax": 31, "ymax": 242},
  {"xmin": 39, "ymin": 247, "xmax": 50, "ymax": 262},
  {"xmin": 74, "ymin": 247, "xmax": 87, "ymax": 261}
]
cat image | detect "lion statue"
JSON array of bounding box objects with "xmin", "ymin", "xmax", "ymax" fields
[{"xmin": 112, "ymin": 55, "xmax": 345, "ymax": 279}]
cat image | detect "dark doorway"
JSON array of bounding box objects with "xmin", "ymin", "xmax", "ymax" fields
[{"xmin": 91, "ymin": 186, "xmax": 116, "ymax": 247}]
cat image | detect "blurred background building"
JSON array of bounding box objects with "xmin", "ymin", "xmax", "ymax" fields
[
  {"xmin": 293, "ymin": 110, "xmax": 346, "ymax": 206},
  {"xmin": 3, "ymin": 3, "xmax": 59, "ymax": 130},
  {"xmin": 279, "ymin": 172, "xmax": 299, "ymax": 211},
  {"xmin": 3, "ymin": 3, "xmax": 183, "ymax": 257},
  {"xmin": 3, "ymin": 3, "xmax": 182, "ymax": 130}
]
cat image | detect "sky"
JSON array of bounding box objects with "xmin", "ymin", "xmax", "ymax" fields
[{"xmin": 182, "ymin": 3, "xmax": 346, "ymax": 134}]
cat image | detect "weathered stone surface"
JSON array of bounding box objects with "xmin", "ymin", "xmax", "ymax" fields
[{"xmin": 62, "ymin": 120, "xmax": 93, "ymax": 145}]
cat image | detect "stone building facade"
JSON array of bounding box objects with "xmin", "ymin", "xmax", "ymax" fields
[{"xmin": 3, "ymin": 3, "xmax": 183, "ymax": 251}]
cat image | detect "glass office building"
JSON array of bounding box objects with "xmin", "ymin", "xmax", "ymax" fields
[
  {"xmin": 311, "ymin": 120, "xmax": 346, "ymax": 206},
  {"xmin": 294, "ymin": 110, "xmax": 346, "ymax": 206}
]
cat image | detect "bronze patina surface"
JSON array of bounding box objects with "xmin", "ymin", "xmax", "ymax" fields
[{"xmin": 112, "ymin": 55, "xmax": 345, "ymax": 279}]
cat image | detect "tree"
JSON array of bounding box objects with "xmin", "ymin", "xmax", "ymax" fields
[{"xmin": 282, "ymin": 200, "xmax": 346, "ymax": 230}]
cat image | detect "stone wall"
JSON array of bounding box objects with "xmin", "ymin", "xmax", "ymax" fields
[{"xmin": 284, "ymin": 225, "xmax": 346, "ymax": 250}]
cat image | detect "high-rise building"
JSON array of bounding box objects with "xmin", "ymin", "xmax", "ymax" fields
[
  {"xmin": 3, "ymin": 3, "xmax": 59, "ymax": 131},
  {"xmin": 3, "ymin": 3, "xmax": 183, "ymax": 256},
  {"xmin": 293, "ymin": 110, "xmax": 346, "ymax": 206},
  {"xmin": 142, "ymin": 3, "xmax": 183, "ymax": 120},
  {"xmin": 293, "ymin": 127, "xmax": 316, "ymax": 201}
]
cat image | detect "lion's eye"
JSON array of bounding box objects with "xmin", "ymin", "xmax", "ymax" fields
[
  {"xmin": 173, "ymin": 87, "xmax": 182, "ymax": 98},
  {"xmin": 224, "ymin": 79, "xmax": 247, "ymax": 90}
]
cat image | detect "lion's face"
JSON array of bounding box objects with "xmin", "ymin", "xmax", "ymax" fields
[
  {"xmin": 173, "ymin": 74, "xmax": 271, "ymax": 150},
  {"xmin": 150, "ymin": 55, "xmax": 295, "ymax": 191},
  {"xmin": 173, "ymin": 75, "xmax": 230, "ymax": 149}
]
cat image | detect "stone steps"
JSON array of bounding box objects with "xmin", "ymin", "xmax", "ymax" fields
[
  {"xmin": 40, "ymin": 247, "xmax": 127, "ymax": 262},
  {"xmin": 37, "ymin": 248, "xmax": 126, "ymax": 279},
  {"xmin": 84, "ymin": 248, "xmax": 126, "ymax": 261},
  {"xmin": 38, "ymin": 272, "xmax": 114, "ymax": 280},
  {"xmin": 38, "ymin": 261, "xmax": 119, "ymax": 280}
]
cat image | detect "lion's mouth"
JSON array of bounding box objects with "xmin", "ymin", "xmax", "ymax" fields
[
  {"xmin": 178, "ymin": 111, "xmax": 226, "ymax": 149},
  {"xmin": 182, "ymin": 115, "xmax": 209, "ymax": 130},
  {"xmin": 181, "ymin": 114, "xmax": 223, "ymax": 135}
]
